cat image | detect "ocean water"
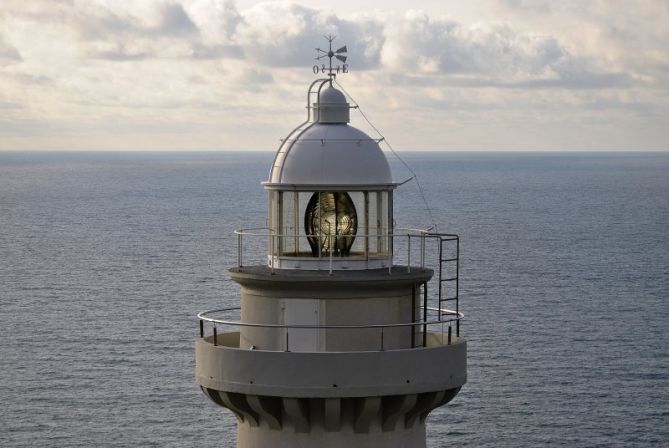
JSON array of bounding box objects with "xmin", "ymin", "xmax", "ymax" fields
[{"xmin": 1, "ymin": 151, "xmax": 667, "ymax": 447}]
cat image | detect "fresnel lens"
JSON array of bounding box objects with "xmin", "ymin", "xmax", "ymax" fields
[{"xmin": 304, "ymin": 192, "xmax": 357, "ymax": 256}]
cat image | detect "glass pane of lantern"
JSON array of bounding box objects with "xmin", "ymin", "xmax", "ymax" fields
[
  {"xmin": 298, "ymin": 192, "xmax": 312, "ymax": 256},
  {"xmin": 268, "ymin": 190, "xmax": 276, "ymax": 255},
  {"xmin": 280, "ymin": 191, "xmax": 296, "ymax": 255},
  {"xmin": 348, "ymin": 192, "xmax": 365, "ymax": 256},
  {"xmin": 378, "ymin": 191, "xmax": 389, "ymax": 255},
  {"xmin": 367, "ymin": 193, "xmax": 378, "ymax": 255}
]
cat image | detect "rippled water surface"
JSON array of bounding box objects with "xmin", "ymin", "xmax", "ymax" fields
[{"xmin": 1, "ymin": 151, "xmax": 668, "ymax": 447}]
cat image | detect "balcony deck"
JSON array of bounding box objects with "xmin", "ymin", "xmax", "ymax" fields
[{"xmin": 195, "ymin": 330, "xmax": 466, "ymax": 398}]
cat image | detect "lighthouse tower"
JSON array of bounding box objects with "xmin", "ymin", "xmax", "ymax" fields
[{"xmin": 196, "ymin": 37, "xmax": 466, "ymax": 448}]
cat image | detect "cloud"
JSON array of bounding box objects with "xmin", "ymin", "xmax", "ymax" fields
[
  {"xmin": 72, "ymin": 1, "xmax": 198, "ymax": 39},
  {"xmin": 230, "ymin": 2, "xmax": 384, "ymax": 69},
  {"xmin": 0, "ymin": 100, "xmax": 23, "ymax": 110},
  {"xmin": 379, "ymin": 11, "xmax": 634, "ymax": 89},
  {"xmin": 0, "ymin": 36, "xmax": 22, "ymax": 64},
  {"xmin": 491, "ymin": 0, "xmax": 669, "ymax": 79},
  {"xmin": 157, "ymin": 2, "xmax": 198, "ymax": 36},
  {"xmin": 23, "ymin": 1, "xmax": 384, "ymax": 68},
  {"xmin": 190, "ymin": 43, "xmax": 244, "ymax": 60},
  {"xmin": 2, "ymin": 0, "xmax": 638, "ymax": 87},
  {"xmin": 187, "ymin": 0, "xmax": 242, "ymax": 43},
  {"xmin": 0, "ymin": 0, "xmax": 667, "ymax": 151}
]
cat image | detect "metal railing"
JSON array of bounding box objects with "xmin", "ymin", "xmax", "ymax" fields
[
  {"xmin": 234, "ymin": 227, "xmax": 451, "ymax": 273},
  {"xmin": 232, "ymin": 227, "xmax": 461, "ymax": 333},
  {"xmin": 235, "ymin": 228, "xmax": 393, "ymax": 274},
  {"xmin": 198, "ymin": 306, "xmax": 463, "ymax": 353}
]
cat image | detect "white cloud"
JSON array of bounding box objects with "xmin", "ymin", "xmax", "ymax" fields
[
  {"xmin": 0, "ymin": 0, "xmax": 667, "ymax": 150},
  {"xmin": 188, "ymin": 0, "xmax": 242, "ymax": 44},
  {"xmin": 379, "ymin": 11, "xmax": 636, "ymax": 90}
]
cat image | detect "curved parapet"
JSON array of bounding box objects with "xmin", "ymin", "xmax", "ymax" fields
[
  {"xmin": 196, "ymin": 332, "xmax": 465, "ymax": 398},
  {"xmin": 196, "ymin": 331, "xmax": 465, "ymax": 447}
]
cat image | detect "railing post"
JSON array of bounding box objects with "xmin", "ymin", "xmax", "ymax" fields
[
  {"xmin": 329, "ymin": 242, "xmax": 333, "ymax": 275},
  {"xmin": 270, "ymin": 234, "xmax": 275, "ymax": 274},
  {"xmin": 238, "ymin": 232, "xmax": 243, "ymax": 268},
  {"xmin": 407, "ymin": 235, "xmax": 411, "ymax": 273},
  {"xmin": 423, "ymin": 282, "xmax": 428, "ymax": 347},
  {"xmin": 380, "ymin": 327, "xmax": 384, "ymax": 351},
  {"xmin": 457, "ymin": 319, "xmax": 460, "ymax": 337},
  {"xmin": 420, "ymin": 233, "xmax": 425, "ymax": 269},
  {"xmin": 455, "ymin": 236, "xmax": 460, "ymax": 334},
  {"xmin": 411, "ymin": 285, "xmax": 416, "ymax": 348},
  {"xmin": 448, "ymin": 325, "xmax": 452, "ymax": 345},
  {"xmin": 199, "ymin": 319, "xmax": 204, "ymax": 338},
  {"xmin": 388, "ymin": 234, "xmax": 392, "ymax": 274},
  {"xmin": 285, "ymin": 331, "xmax": 290, "ymax": 352},
  {"xmin": 438, "ymin": 239, "xmax": 443, "ymax": 311},
  {"xmin": 213, "ymin": 325, "xmax": 218, "ymax": 346}
]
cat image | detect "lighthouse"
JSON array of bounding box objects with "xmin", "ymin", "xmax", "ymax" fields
[{"xmin": 196, "ymin": 37, "xmax": 466, "ymax": 448}]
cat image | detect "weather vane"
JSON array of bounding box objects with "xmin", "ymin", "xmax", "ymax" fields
[{"xmin": 313, "ymin": 34, "xmax": 348, "ymax": 78}]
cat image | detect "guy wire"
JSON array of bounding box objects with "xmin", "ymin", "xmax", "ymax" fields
[{"xmin": 334, "ymin": 79, "xmax": 438, "ymax": 232}]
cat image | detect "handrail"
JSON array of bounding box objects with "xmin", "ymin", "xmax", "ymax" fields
[
  {"xmin": 233, "ymin": 227, "xmax": 447, "ymax": 271},
  {"xmin": 198, "ymin": 306, "xmax": 463, "ymax": 329},
  {"xmin": 235, "ymin": 229, "xmax": 386, "ymax": 238},
  {"xmin": 221, "ymin": 227, "xmax": 463, "ymax": 347},
  {"xmin": 197, "ymin": 306, "xmax": 464, "ymax": 351}
]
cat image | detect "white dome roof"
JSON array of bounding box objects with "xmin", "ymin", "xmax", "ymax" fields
[
  {"xmin": 267, "ymin": 123, "xmax": 393, "ymax": 188},
  {"xmin": 318, "ymin": 86, "xmax": 347, "ymax": 104},
  {"xmin": 312, "ymin": 86, "xmax": 350, "ymax": 123}
]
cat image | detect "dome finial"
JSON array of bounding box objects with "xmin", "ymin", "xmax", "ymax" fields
[{"xmin": 314, "ymin": 34, "xmax": 348, "ymax": 80}]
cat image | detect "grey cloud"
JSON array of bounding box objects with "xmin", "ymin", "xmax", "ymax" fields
[
  {"xmin": 0, "ymin": 46, "xmax": 22, "ymax": 61},
  {"xmin": 390, "ymin": 70, "xmax": 633, "ymax": 90},
  {"xmin": 233, "ymin": 3, "xmax": 384, "ymax": 69},
  {"xmin": 156, "ymin": 3, "xmax": 198, "ymax": 36},
  {"xmin": 581, "ymin": 97, "xmax": 664, "ymax": 114},
  {"xmin": 383, "ymin": 17, "xmax": 567, "ymax": 75},
  {"xmin": 221, "ymin": 1, "xmax": 242, "ymax": 39},
  {"xmin": 191, "ymin": 43, "xmax": 244, "ymax": 60},
  {"xmin": 381, "ymin": 13, "xmax": 633, "ymax": 90},
  {"xmin": 12, "ymin": 73, "xmax": 52, "ymax": 86},
  {"xmin": 54, "ymin": 2, "xmax": 201, "ymax": 62},
  {"xmin": 0, "ymin": 118, "xmax": 63, "ymax": 137},
  {"xmin": 74, "ymin": 2, "xmax": 198, "ymax": 43},
  {"xmin": 0, "ymin": 38, "xmax": 22, "ymax": 63},
  {"xmin": 74, "ymin": 9, "xmax": 144, "ymax": 40},
  {"xmin": 241, "ymin": 68, "xmax": 273, "ymax": 85},
  {"xmin": 497, "ymin": 0, "xmax": 553, "ymax": 14},
  {"xmin": 332, "ymin": 18, "xmax": 385, "ymax": 70},
  {"xmin": 3, "ymin": 0, "xmax": 651, "ymax": 92},
  {"xmin": 0, "ymin": 100, "xmax": 23, "ymax": 110},
  {"xmin": 66, "ymin": 2, "xmax": 381, "ymax": 67},
  {"xmin": 88, "ymin": 46, "xmax": 150, "ymax": 61},
  {"xmin": 509, "ymin": 72, "xmax": 633, "ymax": 90}
]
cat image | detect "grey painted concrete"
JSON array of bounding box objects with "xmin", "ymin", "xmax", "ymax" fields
[
  {"xmin": 237, "ymin": 417, "xmax": 427, "ymax": 448},
  {"xmin": 196, "ymin": 266, "xmax": 466, "ymax": 447},
  {"xmin": 195, "ymin": 332, "xmax": 466, "ymax": 398},
  {"xmin": 231, "ymin": 266, "xmax": 433, "ymax": 352},
  {"xmin": 200, "ymin": 387, "xmax": 461, "ymax": 447}
]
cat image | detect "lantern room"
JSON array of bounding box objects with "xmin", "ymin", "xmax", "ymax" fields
[{"xmin": 262, "ymin": 83, "xmax": 396, "ymax": 270}]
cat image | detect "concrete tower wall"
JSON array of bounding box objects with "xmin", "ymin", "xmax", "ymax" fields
[{"xmin": 232, "ymin": 267, "xmax": 432, "ymax": 352}]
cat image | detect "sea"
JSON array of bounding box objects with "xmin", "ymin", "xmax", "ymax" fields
[{"xmin": 1, "ymin": 151, "xmax": 667, "ymax": 447}]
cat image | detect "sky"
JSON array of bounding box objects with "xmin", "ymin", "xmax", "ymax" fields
[{"xmin": 0, "ymin": 0, "xmax": 668, "ymax": 151}]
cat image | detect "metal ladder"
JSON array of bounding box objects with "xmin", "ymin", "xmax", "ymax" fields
[
  {"xmin": 414, "ymin": 233, "xmax": 460, "ymax": 347},
  {"xmin": 437, "ymin": 234, "xmax": 460, "ymax": 337}
]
